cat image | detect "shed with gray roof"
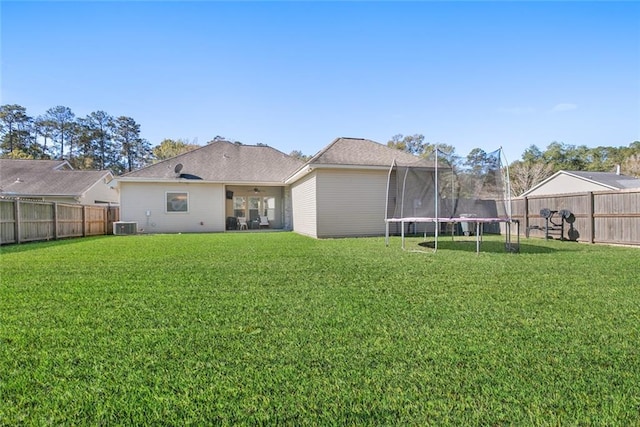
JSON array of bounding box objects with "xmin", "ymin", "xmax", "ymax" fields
[{"xmin": 521, "ymin": 169, "xmax": 640, "ymax": 197}]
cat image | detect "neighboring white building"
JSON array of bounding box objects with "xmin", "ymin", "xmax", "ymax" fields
[
  {"xmin": 521, "ymin": 170, "xmax": 640, "ymax": 197},
  {"xmin": 0, "ymin": 159, "xmax": 118, "ymax": 205},
  {"xmin": 114, "ymin": 137, "xmax": 429, "ymax": 237}
]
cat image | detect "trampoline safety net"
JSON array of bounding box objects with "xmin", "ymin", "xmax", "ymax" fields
[{"xmin": 385, "ymin": 147, "xmax": 512, "ymax": 235}]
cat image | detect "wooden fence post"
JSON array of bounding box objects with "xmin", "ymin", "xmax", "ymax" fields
[
  {"xmin": 82, "ymin": 205, "xmax": 87, "ymax": 237},
  {"xmin": 14, "ymin": 199, "xmax": 21, "ymax": 244},
  {"xmin": 102, "ymin": 207, "xmax": 107, "ymax": 235},
  {"xmin": 523, "ymin": 197, "xmax": 529, "ymax": 235},
  {"xmin": 588, "ymin": 191, "xmax": 595, "ymax": 244},
  {"xmin": 53, "ymin": 202, "xmax": 59, "ymax": 240}
]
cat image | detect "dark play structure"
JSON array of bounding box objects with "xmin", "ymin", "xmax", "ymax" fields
[{"xmin": 526, "ymin": 208, "xmax": 576, "ymax": 240}]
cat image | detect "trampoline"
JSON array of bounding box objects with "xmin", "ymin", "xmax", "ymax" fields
[{"xmin": 384, "ymin": 146, "xmax": 518, "ymax": 254}]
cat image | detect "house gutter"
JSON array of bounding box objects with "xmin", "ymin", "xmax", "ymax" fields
[
  {"xmin": 113, "ymin": 177, "xmax": 285, "ymax": 188},
  {"xmin": 0, "ymin": 193, "xmax": 79, "ymax": 200},
  {"xmin": 285, "ymin": 165, "xmax": 313, "ymax": 184}
]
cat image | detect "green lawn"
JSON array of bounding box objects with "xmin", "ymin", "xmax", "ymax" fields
[{"xmin": 1, "ymin": 233, "xmax": 639, "ymax": 425}]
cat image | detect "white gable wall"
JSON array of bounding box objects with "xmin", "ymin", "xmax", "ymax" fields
[
  {"xmin": 526, "ymin": 173, "xmax": 611, "ymax": 196},
  {"xmin": 120, "ymin": 181, "xmax": 225, "ymax": 233},
  {"xmin": 291, "ymin": 172, "xmax": 318, "ymax": 238},
  {"xmin": 315, "ymin": 168, "xmax": 387, "ymax": 238},
  {"xmin": 79, "ymin": 177, "xmax": 119, "ymax": 205}
]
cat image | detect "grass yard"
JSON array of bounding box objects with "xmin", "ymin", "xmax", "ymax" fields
[{"xmin": 1, "ymin": 232, "xmax": 639, "ymax": 425}]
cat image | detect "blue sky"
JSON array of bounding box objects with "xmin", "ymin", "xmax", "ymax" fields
[{"xmin": 2, "ymin": 1, "xmax": 639, "ymax": 163}]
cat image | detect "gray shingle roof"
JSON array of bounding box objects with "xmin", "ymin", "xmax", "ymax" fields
[
  {"xmin": 566, "ymin": 171, "xmax": 640, "ymax": 190},
  {"xmin": 123, "ymin": 141, "xmax": 304, "ymax": 183},
  {"xmin": 0, "ymin": 159, "xmax": 112, "ymax": 197},
  {"xmin": 307, "ymin": 137, "xmax": 433, "ymax": 167}
]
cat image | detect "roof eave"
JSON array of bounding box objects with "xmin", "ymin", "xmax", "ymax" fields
[
  {"xmin": 285, "ymin": 163, "xmax": 393, "ymax": 184},
  {"xmin": 1, "ymin": 192, "xmax": 81, "ymax": 199},
  {"xmin": 115, "ymin": 177, "xmax": 286, "ymax": 186},
  {"xmin": 310, "ymin": 163, "xmax": 391, "ymax": 171},
  {"xmin": 285, "ymin": 165, "xmax": 313, "ymax": 184}
]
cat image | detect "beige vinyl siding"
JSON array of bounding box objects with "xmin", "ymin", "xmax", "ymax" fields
[
  {"xmin": 291, "ymin": 172, "xmax": 318, "ymax": 238},
  {"xmin": 316, "ymin": 169, "xmax": 388, "ymax": 238},
  {"xmin": 120, "ymin": 181, "xmax": 225, "ymax": 233}
]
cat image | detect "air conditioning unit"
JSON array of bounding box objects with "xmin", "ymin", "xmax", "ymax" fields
[{"xmin": 113, "ymin": 221, "xmax": 138, "ymax": 235}]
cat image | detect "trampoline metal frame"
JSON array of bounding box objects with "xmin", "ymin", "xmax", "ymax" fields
[
  {"xmin": 384, "ymin": 146, "xmax": 517, "ymax": 254},
  {"xmin": 384, "ymin": 217, "xmax": 518, "ymax": 254}
]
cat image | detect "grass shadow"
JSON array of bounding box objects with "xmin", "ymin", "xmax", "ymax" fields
[{"xmin": 415, "ymin": 238, "xmax": 559, "ymax": 254}]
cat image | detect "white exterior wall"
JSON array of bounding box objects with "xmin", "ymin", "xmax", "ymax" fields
[
  {"xmin": 79, "ymin": 178, "xmax": 119, "ymax": 205},
  {"xmin": 316, "ymin": 169, "xmax": 388, "ymax": 238},
  {"xmin": 291, "ymin": 172, "xmax": 318, "ymax": 238},
  {"xmin": 526, "ymin": 174, "xmax": 610, "ymax": 196},
  {"xmin": 120, "ymin": 181, "xmax": 225, "ymax": 233}
]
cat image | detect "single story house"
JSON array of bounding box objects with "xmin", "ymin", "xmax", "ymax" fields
[
  {"xmin": 0, "ymin": 159, "xmax": 118, "ymax": 205},
  {"xmin": 114, "ymin": 137, "xmax": 428, "ymax": 237},
  {"xmin": 115, "ymin": 141, "xmax": 305, "ymax": 233},
  {"xmin": 521, "ymin": 169, "xmax": 640, "ymax": 197}
]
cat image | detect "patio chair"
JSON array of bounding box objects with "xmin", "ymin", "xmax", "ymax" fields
[
  {"xmin": 238, "ymin": 217, "xmax": 248, "ymax": 230},
  {"xmin": 259, "ymin": 216, "xmax": 269, "ymax": 228}
]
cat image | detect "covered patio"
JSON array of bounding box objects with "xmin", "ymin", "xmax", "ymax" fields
[{"xmin": 224, "ymin": 185, "xmax": 290, "ymax": 231}]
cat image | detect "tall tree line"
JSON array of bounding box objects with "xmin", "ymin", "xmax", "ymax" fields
[
  {"xmin": 509, "ymin": 141, "xmax": 640, "ymax": 195},
  {"xmin": 387, "ymin": 134, "xmax": 640, "ymax": 196},
  {"xmin": 0, "ymin": 104, "xmax": 151, "ymax": 174}
]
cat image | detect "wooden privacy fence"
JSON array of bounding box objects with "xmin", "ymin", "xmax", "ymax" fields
[
  {"xmin": 0, "ymin": 198, "xmax": 119, "ymax": 245},
  {"xmin": 511, "ymin": 189, "xmax": 640, "ymax": 246}
]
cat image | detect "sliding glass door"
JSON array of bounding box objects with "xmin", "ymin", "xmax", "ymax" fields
[
  {"xmin": 233, "ymin": 196, "xmax": 246, "ymax": 218},
  {"xmin": 230, "ymin": 189, "xmax": 281, "ymax": 229},
  {"xmin": 248, "ymin": 197, "xmax": 260, "ymax": 222}
]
